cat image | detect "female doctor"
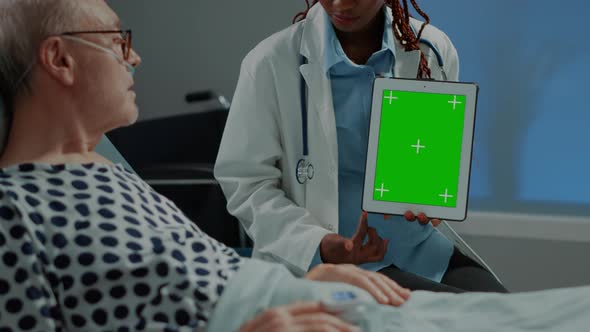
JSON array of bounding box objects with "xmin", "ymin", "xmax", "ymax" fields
[{"xmin": 215, "ymin": 0, "xmax": 507, "ymax": 293}]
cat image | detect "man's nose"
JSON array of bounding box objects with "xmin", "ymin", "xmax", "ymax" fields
[{"xmin": 128, "ymin": 48, "xmax": 142, "ymax": 67}]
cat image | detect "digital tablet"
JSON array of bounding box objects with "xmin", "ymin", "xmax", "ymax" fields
[{"xmin": 362, "ymin": 78, "xmax": 478, "ymax": 221}]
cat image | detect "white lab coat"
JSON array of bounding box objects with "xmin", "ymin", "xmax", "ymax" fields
[{"xmin": 215, "ymin": 5, "xmax": 498, "ymax": 279}]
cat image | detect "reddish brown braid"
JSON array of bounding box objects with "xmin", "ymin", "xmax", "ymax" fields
[
  {"xmin": 387, "ymin": 0, "xmax": 431, "ymax": 78},
  {"xmin": 293, "ymin": 0, "xmax": 432, "ymax": 79},
  {"xmin": 293, "ymin": 0, "xmax": 319, "ymax": 23}
]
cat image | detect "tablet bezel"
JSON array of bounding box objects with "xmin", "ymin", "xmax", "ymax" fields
[{"xmin": 362, "ymin": 78, "xmax": 478, "ymax": 221}]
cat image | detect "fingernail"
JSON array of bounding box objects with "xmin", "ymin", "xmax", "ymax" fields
[{"xmin": 345, "ymin": 241, "xmax": 353, "ymax": 251}]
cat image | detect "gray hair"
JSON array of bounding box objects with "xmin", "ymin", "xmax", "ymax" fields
[
  {"xmin": 0, "ymin": 0, "xmax": 86, "ymax": 152},
  {"xmin": 0, "ymin": 0, "xmax": 84, "ymax": 113}
]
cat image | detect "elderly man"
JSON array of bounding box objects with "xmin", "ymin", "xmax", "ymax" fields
[
  {"xmin": 0, "ymin": 0, "xmax": 140, "ymax": 163},
  {"xmin": 0, "ymin": 0, "xmax": 409, "ymax": 331},
  {"xmin": 2, "ymin": 1, "xmax": 590, "ymax": 332}
]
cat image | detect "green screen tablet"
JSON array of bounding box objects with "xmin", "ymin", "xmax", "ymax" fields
[{"xmin": 362, "ymin": 78, "xmax": 478, "ymax": 221}]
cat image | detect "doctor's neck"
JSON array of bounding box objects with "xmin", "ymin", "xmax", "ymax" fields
[
  {"xmin": 333, "ymin": 10, "xmax": 385, "ymax": 62},
  {"xmin": 294, "ymin": 0, "xmax": 432, "ymax": 78}
]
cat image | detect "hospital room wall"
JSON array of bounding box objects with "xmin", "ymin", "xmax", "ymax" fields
[
  {"xmin": 109, "ymin": 0, "xmax": 590, "ymax": 292},
  {"xmin": 108, "ymin": 0, "xmax": 303, "ymax": 121}
]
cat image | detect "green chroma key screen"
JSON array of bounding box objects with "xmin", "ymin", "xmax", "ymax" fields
[{"xmin": 373, "ymin": 90, "xmax": 466, "ymax": 207}]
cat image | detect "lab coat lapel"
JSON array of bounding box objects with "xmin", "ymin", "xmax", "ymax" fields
[
  {"xmin": 299, "ymin": 64, "xmax": 337, "ymax": 166},
  {"xmin": 298, "ymin": 5, "xmax": 338, "ymax": 166}
]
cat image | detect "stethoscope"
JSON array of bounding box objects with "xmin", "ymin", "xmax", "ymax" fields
[
  {"xmin": 296, "ymin": 34, "xmax": 446, "ymax": 185},
  {"xmin": 296, "ymin": 55, "xmax": 315, "ymax": 184}
]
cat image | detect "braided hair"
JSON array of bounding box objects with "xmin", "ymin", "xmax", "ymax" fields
[{"xmin": 293, "ymin": 0, "xmax": 432, "ymax": 78}]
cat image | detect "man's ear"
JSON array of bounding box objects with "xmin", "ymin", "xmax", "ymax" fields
[{"xmin": 38, "ymin": 37, "xmax": 75, "ymax": 86}]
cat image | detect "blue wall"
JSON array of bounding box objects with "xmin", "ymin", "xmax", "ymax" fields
[{"xmin": 422, "ymin": 0, "xmax": 590, "ymax": 215}]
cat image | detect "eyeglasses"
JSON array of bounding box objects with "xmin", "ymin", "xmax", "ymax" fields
[
  {"xmin": 12, "ymin": 30, "xmax": 134, "ymax": 91},
  {"xmin": 61, "ymin": 29, "xmax": 132, "ymax": 61}
]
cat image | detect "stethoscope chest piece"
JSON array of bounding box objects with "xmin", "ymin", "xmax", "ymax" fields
[{"xmin": 296, "ymin": 158, "xmax": 314, "ymax": 184}]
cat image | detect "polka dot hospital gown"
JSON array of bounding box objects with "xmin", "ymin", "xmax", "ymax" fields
[{"xmin": 0, "ymin": 163, "xmax": 243, "ymax": 331}]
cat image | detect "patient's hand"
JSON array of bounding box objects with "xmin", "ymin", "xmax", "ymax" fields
[
  {"xmin": 238, "ymin": 302, "xmax": 359, "ymax": 332},
  {"xmin": 305, "ymin": 264, "xmax": 410, "ymax": 306}
]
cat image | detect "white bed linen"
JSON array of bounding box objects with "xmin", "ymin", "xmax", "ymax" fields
[{"xmin": 208, "ymin": 258, "xmax": 589, "ymax": 331}]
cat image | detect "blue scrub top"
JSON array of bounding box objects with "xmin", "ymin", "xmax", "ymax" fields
[{"xmin": 311, "ymin": 8, "xmax": 453, "ymax": 282}]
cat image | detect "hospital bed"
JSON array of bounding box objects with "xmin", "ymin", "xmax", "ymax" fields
[{"xmin": 3, "ymin": 101, "xmax": 586, "ymax": 332}]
